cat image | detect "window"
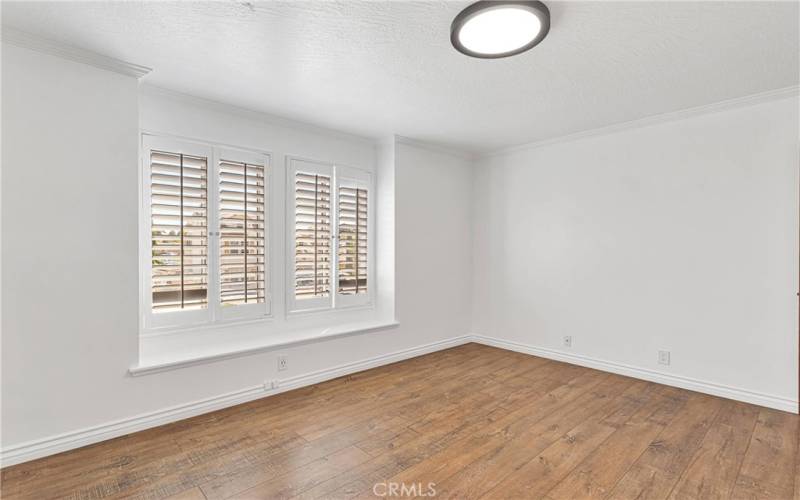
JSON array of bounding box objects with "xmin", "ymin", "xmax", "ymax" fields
[
  {"xmin": 141, "ymin": 135, "xmax": 373, "ymax": 332},
  {"xmin": 219, "ymin": 159, "xmax": 265, "ymax": 306},
  {"xmin": 335, "ymin": 172, "xmax": 369, "ymax": 307},
  {"xmin": 294, "ymin": 170, "xmax": 331, "ymax": 302},
  {"xmin": 217, "ymin": 150, "xmax": 269, "ymax": 320},
  {"xmin": 142, "ymin": 136, "xmax": 270, "ymax": 329},
  {"xmin": 150, "ymin": 150, "xmax": 209, "ymax": 314},
  {"xmin": 288, "ymin": 159, "xmax": 372, "ymax": 313}
]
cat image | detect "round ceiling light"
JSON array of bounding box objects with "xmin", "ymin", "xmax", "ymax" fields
[{"xmin": 451, "ymin": 1, "xmax": 550, "ymax": 59}]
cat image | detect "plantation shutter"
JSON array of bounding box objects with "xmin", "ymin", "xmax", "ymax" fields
[
  {"xmin": 337, "ymin": 186, "xmax": 368, "ymax": 295},
  {"xmin": 294, "ymin": 170, "xmax": 331, "ymax": 300},
  {"xmin": 150, "ymin": 150, "xmax": 209, "ymax": 313},
  {"xmin": 219, "ymin": 158, "xmax": 266, "ymax": 307}
]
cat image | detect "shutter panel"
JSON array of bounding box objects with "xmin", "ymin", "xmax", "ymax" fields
[
  {"xmin": 150, "ymin": 150, "xmax": 208, "ymax": 312},
  {"xmin": 295, "ymin": 172, "xmax": 331, "ymax": 299},
  {"xmin": 219, "ymin": 159, "xmax": 266, "ymax": 306},
  {"xmin": 337, "ymin": 186, "xmax": 368, "ymax": 295}
]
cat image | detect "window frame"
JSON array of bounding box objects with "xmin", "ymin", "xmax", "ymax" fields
[
  {"xmin": 334, "ymin": 165, "xmax": 373, "ymax": 309},
  {"xmin": 214, "ymin": 147, "xmax": 272, "ymax": 322},
  {"xmin": 140, "ymin": 133, "xmax": 272, "ymax": 332},
  {"xmin": 286, "ymin": 158, "xmax": 334, "ymax": 314},
  {"xmin": 286, "ymin": 156, "xmax": 375, "ymax": 315}
]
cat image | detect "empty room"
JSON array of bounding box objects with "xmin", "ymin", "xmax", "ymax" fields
[{"xmin": 1, "ymin": 0, "xmax": 799, "ymax": 498}]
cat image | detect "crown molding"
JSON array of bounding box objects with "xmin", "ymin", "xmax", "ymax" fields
[
  {"xmin": 483, "ymin": 85, "xmax": 800, "ymax": 159},
  {"xmin": 395, "ymin": 135, "xmax": 476, "ymax": 161},
  {"xmin": 1, "ymin": 26, "xmax": 151, "ymax": 79}
]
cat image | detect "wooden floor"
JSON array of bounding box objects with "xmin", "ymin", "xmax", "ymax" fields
[{"xmin": 2, "ymin": 344, "xmax": 799, "ymax": 500}]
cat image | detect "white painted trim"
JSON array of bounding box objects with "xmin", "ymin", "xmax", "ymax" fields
[
  {"xmin": 1, "ymin": 334, "xmax": 472, "ymax": 467},
  {"xmin": 285, "ymin": 157, "xmax": 335, "ymax": 314},
  {"xmin": 333, "ymin": 166, "xmax": 374, "ymax": 310},
  {"xmin": 284, "ymin": 157, "xmax": 376, "ymax": 315},
  {"xmin": 141, "ymin": 135, "xmax": 214, "ymax": 330},
  {"xmin": 141, "ymin": 84, "xmax": 377, "ymax": 147},
  {"xmin": 4, "ymin": 333, "xmax": 796, "ymax": 466},
  {"xmin": 471, "ymin": 334, "xmax": 799, "ymax": 414},
  {"xmin": 482, "ymin": 85, "xmax": 800, "ymax": 158},
  {"xmin": 1, "ymin": 26, "xmax": 151, "ymax": 78},
  {"xmin": 132, "ymin": 319, "xmax": 401, "ymax": 376},
  {"xmin": 139, "ymin": 133, "xmax": 274, "ymax": 333}
]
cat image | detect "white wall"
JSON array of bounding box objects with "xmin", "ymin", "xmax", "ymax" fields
[
  {"xmin": 395, "ymin": 141, "xmax": 474, "ymax": 342},
  {"xmin": 4, "ymin": 35, "xmax": 795, "ymax": 467},
  {"xmin": 473, "ymin": 96, "xmax": 799, "ymax": 410},
  {"xmin": 1, "ymin": 45, "xmax": 475, "ymax": 459},
  {"xmin": 2, "ymin": 43, "xmax": 140, "ymax": 452}
]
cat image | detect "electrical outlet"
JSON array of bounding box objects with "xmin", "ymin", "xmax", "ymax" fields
[
  {"xmin": 658, "ymin": 350, "xmax": 670, "ymax": 366},
  {"xmin": 563, "ymin": 336, "xmax": 572, "ymax": 348},
  {"xmin": 277, "ymin": 355, "xmax": 288, "ymax": 371}
]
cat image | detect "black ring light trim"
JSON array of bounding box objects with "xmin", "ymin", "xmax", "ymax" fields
[{"xmin": 451, "ymin": 1, "xmax": 550, "ymax": 59}]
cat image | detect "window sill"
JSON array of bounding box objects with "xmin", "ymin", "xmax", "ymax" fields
[{"xmin": 129, "ymin": 318, "xmax": 399, "ymax": 376}]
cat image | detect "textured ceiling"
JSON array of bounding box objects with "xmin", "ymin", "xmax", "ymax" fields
[{"xmin": 2, "ymin": 1, "xmax": 798, "ymax": 153}]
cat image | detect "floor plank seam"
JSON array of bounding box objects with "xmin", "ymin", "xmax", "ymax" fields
[
  {"xmin": 661, "ymin": 400, "xmax": 725, "ymax": 500},
  {"xmin": 3, "ymin": 345, "xmax": 797, "ymax": 500}
]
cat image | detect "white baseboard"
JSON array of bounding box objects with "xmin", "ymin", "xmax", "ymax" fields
[
  {"xmin": 471, "ymin": 334, "xmax": 798, "ymax": 414},
  {"xmin": 0, "ymin": 335, "xmax": 472, "ymax": 467},
  {"xmin": 4, "ymin": 332, "xmax": 795, "ymax": 467}
]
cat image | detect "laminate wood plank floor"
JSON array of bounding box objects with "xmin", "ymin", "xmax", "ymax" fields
[{"xmin": 2, "ymin": 343, "xmax": 798, "ymax": 499}]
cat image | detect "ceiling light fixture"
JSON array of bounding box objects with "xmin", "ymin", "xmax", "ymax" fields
[{"xmin": 451, "ymin": 1, "xmax": 550, "ymax": 59}]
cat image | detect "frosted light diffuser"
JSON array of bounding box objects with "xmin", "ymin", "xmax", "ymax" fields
[{"xmin": 451, "ymin": 1, "xmax": 550, "ymax": 59}]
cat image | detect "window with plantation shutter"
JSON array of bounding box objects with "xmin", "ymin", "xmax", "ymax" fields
[
  {"xmin": 288, "ymin": 159, "xmax": 372, "ymax": 312},
  {"xmin": 142, "ymin": 135, "xmax": 270, "ymax": 330},
  {"xmin": 150, "ymin": 150, "xmax": 209, "ymax": 314},
  {"xmin": 334, "ymin": 166, "xmax": 371, "ymax": 308},
  {"xmin": 294, "ymin": 170, "xmax": 332, "ymax": 301},
  {"xmin": 337, "ymin": 186, "xmax": 368, "ymax": 295},
  {"xmin": 141, "ymin": 134, "xmax": 376, "ymax": 332},
  {"xmin": 219, "ymin": 158, "xmax": 267, "ymax": 308}
]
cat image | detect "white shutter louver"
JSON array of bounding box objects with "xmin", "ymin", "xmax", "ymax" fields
[
  {"xmin": 150, "ymin": 150, "xmax": 208, "ymax": 312},
  {"xmin": 219, "ymin": 159, "xmax": 266, "ymax": 306},
  {"xmin": 337, "ymin": 186, "xmax": 368, "ymax": 295},
  {"xmin": 295, "ymin": 172, "xmax": 331, "ymax": 299}
]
